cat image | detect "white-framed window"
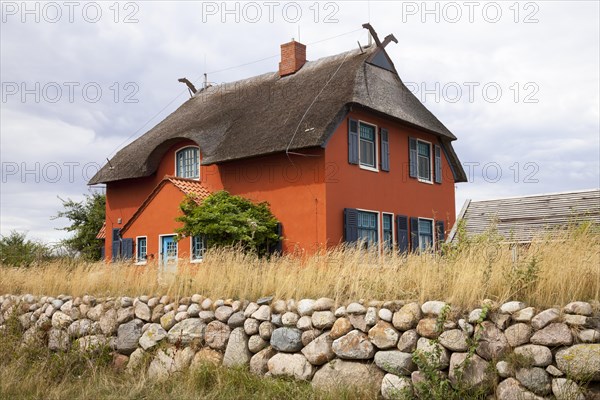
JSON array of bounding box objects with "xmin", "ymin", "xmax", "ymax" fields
[
  {"xmin": 136, "ymin": 236, "xmax": 147, "ymax": 264},
  {"xmin": 418, "ymin": 218, "xmax": 434, "ymax": 251},
  {"xmin": 417, "ymin": 140, "xmax": 432, "ymax": 182},
  {"xmin": 191, "ymin": 235, "xmax": 206, "ymax": 262},
  {"xmin": 382, "ymin": 213, "xmax": 394, "ymax": 251},
  {"xmin": 176, "ymin": 146, "xmax": 200, "ymax": 179},
  {"xmin": 359, "ymin": 122, "xmax": 378, "ymax": 170},
  {"xmin": 357, "ymin": 210, "xmax": 378, "ymax": 247}
]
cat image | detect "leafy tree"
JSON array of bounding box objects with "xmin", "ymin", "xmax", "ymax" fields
[
  {"xmin": 0, "ymin": 231, "xmax": 52, "ymax": 267},
  {"xmin": 177, "ymin": 190, "xmax": 280, "ymax": 256},
  {"xmin": 53, "ymin": 192, "xmax": 105, "ymax": 261}
]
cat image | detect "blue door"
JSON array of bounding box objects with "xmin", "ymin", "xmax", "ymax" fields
[{"xmin": 161, "ymin": 235, "xmax": 178, "ymax": 269}]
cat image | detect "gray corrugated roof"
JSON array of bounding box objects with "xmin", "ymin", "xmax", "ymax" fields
[
  {"xmin": 448, "ymin": 189, "xmax": 600, "ymax": 243},
  {"xmin": 89, "ymin": 45, "xmax": 466, "ymax": 185}
]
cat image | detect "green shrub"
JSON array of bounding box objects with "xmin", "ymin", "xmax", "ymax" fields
[
  {"xmin": 177, "ymin": 190, "xmax": 280, "ymax": 256},
  {"xmin": 0, "ymin": 231, "xmax": 52, "ymax": 267}
]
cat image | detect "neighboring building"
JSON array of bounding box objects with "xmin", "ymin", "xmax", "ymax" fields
[
  {"xmin": 89, "ymin": 27, "xmax": 467, "ymax": 264},
  {"xmin": 447, "ymin": 189, "xmax": 600, "ymax": 244}
]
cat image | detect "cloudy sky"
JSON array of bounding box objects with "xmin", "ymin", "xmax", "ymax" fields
[{"xmin": 1, "ymin": 0, "xmax": 599, "ymax": 244}]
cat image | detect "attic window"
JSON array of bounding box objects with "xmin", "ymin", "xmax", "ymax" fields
[
  {"xmin": 176, "ymin": 147, "xmax": 200, "ymax": 179},
  {"xmin": 368, "ymin": 49, "xmax": 395, "ymax": 72}
]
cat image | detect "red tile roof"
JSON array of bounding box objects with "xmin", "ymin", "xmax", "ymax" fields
[
  {"xmin": 167, "ymin": 177, "xmax": 211, "ymax": 202},
  {"xmin": 96, "ymin": 221, "xmax": 106, "ymax": 239}
]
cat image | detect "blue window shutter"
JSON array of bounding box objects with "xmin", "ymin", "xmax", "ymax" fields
[
  {"xmin": 344, "ymin": 208, "xmax": 359, "ymax": 243},
  {"xmin": 410, "ymin": 217, "xmax": 419, "ymax": 252},
  {"xmin": 348, "ymin": 119, "xmax": 359, "ymax": 165},
  {"xmin": 111, "ymin": 240, "xmax": 120, "ymax": 262},
  {"xmin": 111, "ymin": 229, "xmax": 121, "ymax": 262},
  {"xmin": 435, "ymin": 220, "xmax": 445, "ymax": 247},
  {"xmin": 380, "ymin": 128, "xmax": 390, "ymax": 172},
  {"xmin": 396, "ymin": 215, "xmax": 409, "ymax": 253},
  {"xmin": 409, "ymin": 137, "xmax": 417, "ymax": 178},
  {"xmin": 122, "ymin": 238, "xmax": 133, "ymax": 260},
  {"xmin": 434, "ymin": 145, "xmax": 442, "ymax": 183}
]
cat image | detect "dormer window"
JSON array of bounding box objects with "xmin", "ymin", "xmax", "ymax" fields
[{"xmin": 176, "ymin": 146, "xmax": 200, "ymax": 179}]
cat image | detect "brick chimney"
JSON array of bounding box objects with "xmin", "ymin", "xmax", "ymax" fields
[{"xmin": 279, "ymin": 40, "xmax": 306, "ymax": 77}]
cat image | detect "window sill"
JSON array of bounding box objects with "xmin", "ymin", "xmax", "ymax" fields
[
  {"xmin": 190, "ymin": 259, "xmax": 203, "ymax": 263},
  {"xmin": 135, "ymin": 261, "xmax": 147, "ymax": 266},
  {"xmin": 418, "ymin": 178, "xmax": 433, "ymax": 185},
  {"xmin": 359, "ymin": 165, "xmax": 379, "ymax": 173}
]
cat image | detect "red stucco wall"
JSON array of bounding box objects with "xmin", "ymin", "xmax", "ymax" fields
[
  {"xmin": 104, "ymin": 140, "xmax": 221, "ymax": 260},
  {"xmin": 216, "ymin": 149, "xmax": 326, "ymax": 254},
  {"xmin": 119, "ymin": 183, "xmax": 191, "ymax": 262},
  {"xmin": 103, "ymin": 110, "xmax": 457, "ymax": 260},
  {"xmin": 104, "ymin": 142, "xmax": 326, "ymax": 259},
  {"xmin": 324, "ymin": 110, "xmax": 457, "ymax": 247}
]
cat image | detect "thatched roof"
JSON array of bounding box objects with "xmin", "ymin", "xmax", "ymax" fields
[
  {"xmin": 447, "ymin": 189, "xmax": 600, "ymax": 243},
  {"xmin": 89, "ymin": 45, "xmax": 466, "ymax": 184}
]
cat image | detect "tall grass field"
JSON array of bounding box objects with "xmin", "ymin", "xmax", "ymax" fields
[
  {"xmin": 1, "ymin": 226, "xmax": 598, "ymax": 399},
  {"xmin": 2, "ymin": 225, "xmax": 598, "ymax": 309}
]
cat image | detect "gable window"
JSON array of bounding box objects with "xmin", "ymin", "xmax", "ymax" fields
[
  {"xmin": 176, "ymin": 147, "xmax": 200, "ymax": 179},
  {"xmin": 417, "ymin": 141, "xmax": 432, "ymax": 182},
  {"xmin": 357, "ymin": 210, "xmax": 378, "ymax": 247},
  {"xmin": 136, "ymin": 237, "xmax": 147, "ymax": 263},
  {"xmin": 359, "ymin": 123, "xmax": 377, "ymax": 169},
  {"xmin": 382, "ymin": 213, "xmax": 393, "ymax": 251},
  {"xmin": 418, "ymin": 219, "xmax": 434, "ymax": 251},
  {"xmin": 191, "ymin": 235, "xmax": 206, "ymax": 261}
]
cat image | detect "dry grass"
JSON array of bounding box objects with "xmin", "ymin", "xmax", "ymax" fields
[{"xmin": 1, "ymin": 225, "xmax": 598, "ymax": 309}]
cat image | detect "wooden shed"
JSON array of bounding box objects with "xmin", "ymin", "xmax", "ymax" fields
[{"xmin": 448, "ymin": 189, "xmax": 600, "ymax": 243}]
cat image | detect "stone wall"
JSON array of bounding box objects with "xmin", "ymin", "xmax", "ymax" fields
[{"xmin": 1, "ymin": 293, "xmax": 599, "ymax": 399}]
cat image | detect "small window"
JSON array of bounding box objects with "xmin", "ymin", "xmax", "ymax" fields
[
  {"xmin": 136, "ymin": 237, "xmax": 147, "ymax": 263},
  {"xmin": 191, "ymin": 235, "xmax": 206, "ymax": 261},
  {"xmin": 382, "ymin": 214, "xmax": 393, "ymax": 251},
  {"xmin": 417, "ymin": 141, "xmax": 432, "ymax": 182},
  {"xmin": 418, "ymin": 219, "xmax": 433, "ymax": 251},
  {"xmin": 357, "ymin": 211, "xmax": 378, "ymax": 247},
  {"xmin": 176, "ymin": 147, "xmax": 200, "ymax": 179},
  {"xmin": 359, "ymin": 123, "xmax": 376, "ymax": 169}
]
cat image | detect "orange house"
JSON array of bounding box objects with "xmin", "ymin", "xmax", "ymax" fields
[{"xmin": 89, "ymin": 27, "xmax": 467, "ymax": 264}]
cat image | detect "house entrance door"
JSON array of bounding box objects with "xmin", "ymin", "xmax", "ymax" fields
[{"xmin": 161, "ymin": 235, "xmax": 178, "ymax": 271}]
